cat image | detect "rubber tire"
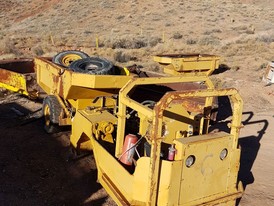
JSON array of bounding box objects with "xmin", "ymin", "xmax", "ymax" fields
[
  {"xmin": 52, "ymin": 50, "xmax": 89, "ymax": 67},
  {"xmin": 69, "ymin": 57, "xmax": 114, "ymax": 75},
  {"xmin": 42, "ymin": 95, "xmax": 62, "ymax": 134}
]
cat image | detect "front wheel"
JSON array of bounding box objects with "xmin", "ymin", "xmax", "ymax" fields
[{"xmin": 42, "ymin": 95, "xmax": 62, "ymax": 134}]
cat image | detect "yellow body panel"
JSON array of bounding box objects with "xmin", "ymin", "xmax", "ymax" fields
[
  {"xmin": 34, "ymin": 53, "xmax": 243, "ymax": 205},
  {"xmin": 157, "ymin": 160, "xmax": 182, "ymax": 205},
  {"xmin": 174, "ymin": 132, "xmax": 241, "ymax": 205},
  {"xmin": 153, "ymin": 54, "xmax": 220, "ymax": 76},
  {"xmin": 35, "ymin": 57, "xmax": 133, "ymax": 125},
  {"xmin": 70, "ymin": 79, "xmax": 243, "ymax": 206},
  {"xmin": 0, "ymin": 80, "xmax": 28, "ymax": 96},
  {"xmin": 35, "ymin": 57, "xmax": 133, "ymax": 99}
]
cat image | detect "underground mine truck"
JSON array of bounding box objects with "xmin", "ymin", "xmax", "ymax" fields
[
  {"xmin": 36, "ymin": 52, "xmax": 243, "ymax": 205},
  {"xmin": 0, "ymin": 51, "xmax": 244, "ymax": 205}
]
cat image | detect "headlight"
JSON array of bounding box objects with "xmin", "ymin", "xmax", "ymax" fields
[
  {"xmin": 185, "ymin": 155, "xmax": 195, "ymax": 167},
  {"xmin": 220, "ymin": 148, "xmax": 228, "ymax": 160}
]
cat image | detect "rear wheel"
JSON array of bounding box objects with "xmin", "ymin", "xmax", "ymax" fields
[
  {"xmin": 52, "ymin": 50, "xmax": 89, "ymax": 67},
  {"xmin": 42, "ymin": 95, "xmax": 62, "ymax": 134},
  {"xmin": 69, "ymin": 57, "xmax": 114, "ymax": 75}
]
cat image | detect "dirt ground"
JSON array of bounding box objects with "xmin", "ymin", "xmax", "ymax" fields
[
  {"xmin": 0, "ymin": 94, "xmax": 115, "ymax": 206},
  {"xmin": 1, "ymin": 0, "xmax": 274, "ymax": 205}
]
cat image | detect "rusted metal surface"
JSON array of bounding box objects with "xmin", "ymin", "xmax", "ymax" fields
[
  {"xmin": 0, "ymin": 69, "xmax": 24, "ymax": 89},
  {"xmin": 155, "ymin": 88, "xmax": 243, "ymax": 139},
  {"xmin": 117, "ymin": 76, "xmax": 232, "ymax": 205},
  {"xmin": 148, "ymin": 88, "xmax": 243, "ymax": 205},
  {"xmin": 116, "ymin": 75, "xmax": 215, "ymax": 155},
  {"xmin": 0, "ymin": 58, "xmax": 43, "ymax": 98},
  {"xmin": 66, "ymin": 52, "xmax": 243, "ymax": 205}
]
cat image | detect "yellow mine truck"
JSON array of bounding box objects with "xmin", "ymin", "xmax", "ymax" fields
[{"xmin": 1, "ymin": 52, "xmax": 244, "ymax": 205}]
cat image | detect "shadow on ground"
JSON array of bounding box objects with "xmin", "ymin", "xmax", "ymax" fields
[
  {"xmin": 0, "ymin": 99, "xmax": 110, "ymax": 206},
  {"xmin": 208, "ymin": 96, "xmax": 269, "ymax": 205},
  {"xmin": 238, "ymin": 111, "xmax": 268, "ymax": 189}
]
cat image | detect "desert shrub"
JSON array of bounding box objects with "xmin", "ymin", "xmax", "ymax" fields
[
  {"xmin": 210, "ymin": 77, "xmax": 224, "ymax": 89},
  {"xmin": 232, "ymin": 25, "xmax": 255, "ymax": 34},
  {"xmin": 234, "ymin": 35, "xmax": 250, "ymax": 44},
  {"xmin": 198, "ymin": 36, "xmax": 220, "ymax": 46},
  {"xmin": 112, "ymin": 37, "xmax": 146, "ymax": 49},
  {"xmin": 31, "ymin": 45, "xmax": 45, "ymax": 56},
  {"xmin": 106, "ymin": 35, "xmax": 161, "ymax": 49},
  {"xmin": 142, "ymin": 62, "xmax": 160, "ymax": 72},
  {"xmin": 116, "ymin": 15, "xmax": 125, "ymax": 20},
  {"xmin": 233, "ymin": 25, "xmax": 248, "ymax": 31},
  {"xmin": 99, "ymin": 1, "xmax": 114, "ymax": 9},
  {"xmin": 245, "ymin": 29, "xmax": 255, "ymax": 34},
  {"xmin": 173, "ymin": 32, "xmax": 183, "ymax": 39},
  {"xmin": 257, "ymin": 62, "xmax": 268, "ymax": 71},
  {"xmin": 3, "ymin": 40, "xmax": 16, "ymax": 53},
  {"xmin": 149, "ymin": 36, "xmax": 162, "ymax": 47},
  {"xmin": 84, "ymin": 30, "xmax": 92, "ymax": 35},
  {"xmin": 1, "ymin": 39, "xmax": 21, "ymax": 55},
  {"xmin": 256, "ymin": 33, "xmax": 274, "ymax": 43},
  {"xmin": 113, "ymin": 50, "xmax": 135, "ymax": 63},
  {"xmin": 152, "ymin": 16, "xmax": 161, "ymax": 21},
  {"xmin": 203, "ymin": 29, "xmax": 222, "ymax": 35},
  {"xmin": 186, "ymin": 38, "xmax": 197, "ymax": 45}
]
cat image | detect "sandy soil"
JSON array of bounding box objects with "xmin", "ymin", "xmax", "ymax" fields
[
  {"xmin": 0, "ymin": 94, "xmax": 115, "ymax": 206},
  {"xmin": 1, "ymin": 0, "xmax": 274, "ymax": 205}
]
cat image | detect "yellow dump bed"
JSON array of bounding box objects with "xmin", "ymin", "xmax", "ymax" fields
[
  {"xmin": 0, "ymin": 59, "xmax": 41, "ymax": 98},
  {"xmin": 154, "ymin": 53, "xmax": 220, "ymax": 76},
  {"xmin": 34, "ymin": 57, "xmax": 133, "ymax": 99}
]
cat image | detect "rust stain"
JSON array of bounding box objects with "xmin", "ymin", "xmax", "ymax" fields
[
  {"xmin": 59, "ymin": 77, "xmax": 64, "ymax": 98},
  {"xmin": 181, "ymin": 98, "xmax": 205, "ymax": 113},
  {"xmin": 0, "ymin": 70, "xmax": 11, "ymax": 81},
  {"xmin": 53, "ymin": 75, "xmax": 59, "ymax": 84},
  {"xmin": 0, "ymin": 69, "xmax": 25, "ymax": 89},
  {"xmin": 0, "ymin": 58, "xmax": 40, "ymax": 96}
]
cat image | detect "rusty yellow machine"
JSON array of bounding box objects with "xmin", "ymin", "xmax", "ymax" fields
[
  {"xmin": 0, "ymin": 52, "xmax": 244, "ymax": 205},
  {"xmin": 69, "ymin": 79, "xmax": 244, "ymax": 206}
]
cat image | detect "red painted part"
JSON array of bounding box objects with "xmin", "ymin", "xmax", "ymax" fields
[
  {"xmin": 167, "ymin": 144, "xmax": 176, "ymax": 161},
  {"xmin": 120, "ymin": 134, "xmax": 138, "ymax": 166}
]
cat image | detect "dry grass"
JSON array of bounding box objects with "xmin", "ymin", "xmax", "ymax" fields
[
  {"xmin": 172, "ymin": 32, "xmax": 183, "ymax": 39},
  {"xmin": 113, "ymin": 50, "xmax": 136, "ymax": 63},
  {"xmin": 0, "ymin": 39, "xmax": 22, "ymax": 56},
  {"xmin": 1, "ymin": 0, "xmax": 274, "ymax": 74},
  {"xmin": 210, "ymin": 77, "xmax": 224, "ymax": 89},
  {"xmin": 102, "ymin": 35, "xmax": 161, "ymax": 49}
]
